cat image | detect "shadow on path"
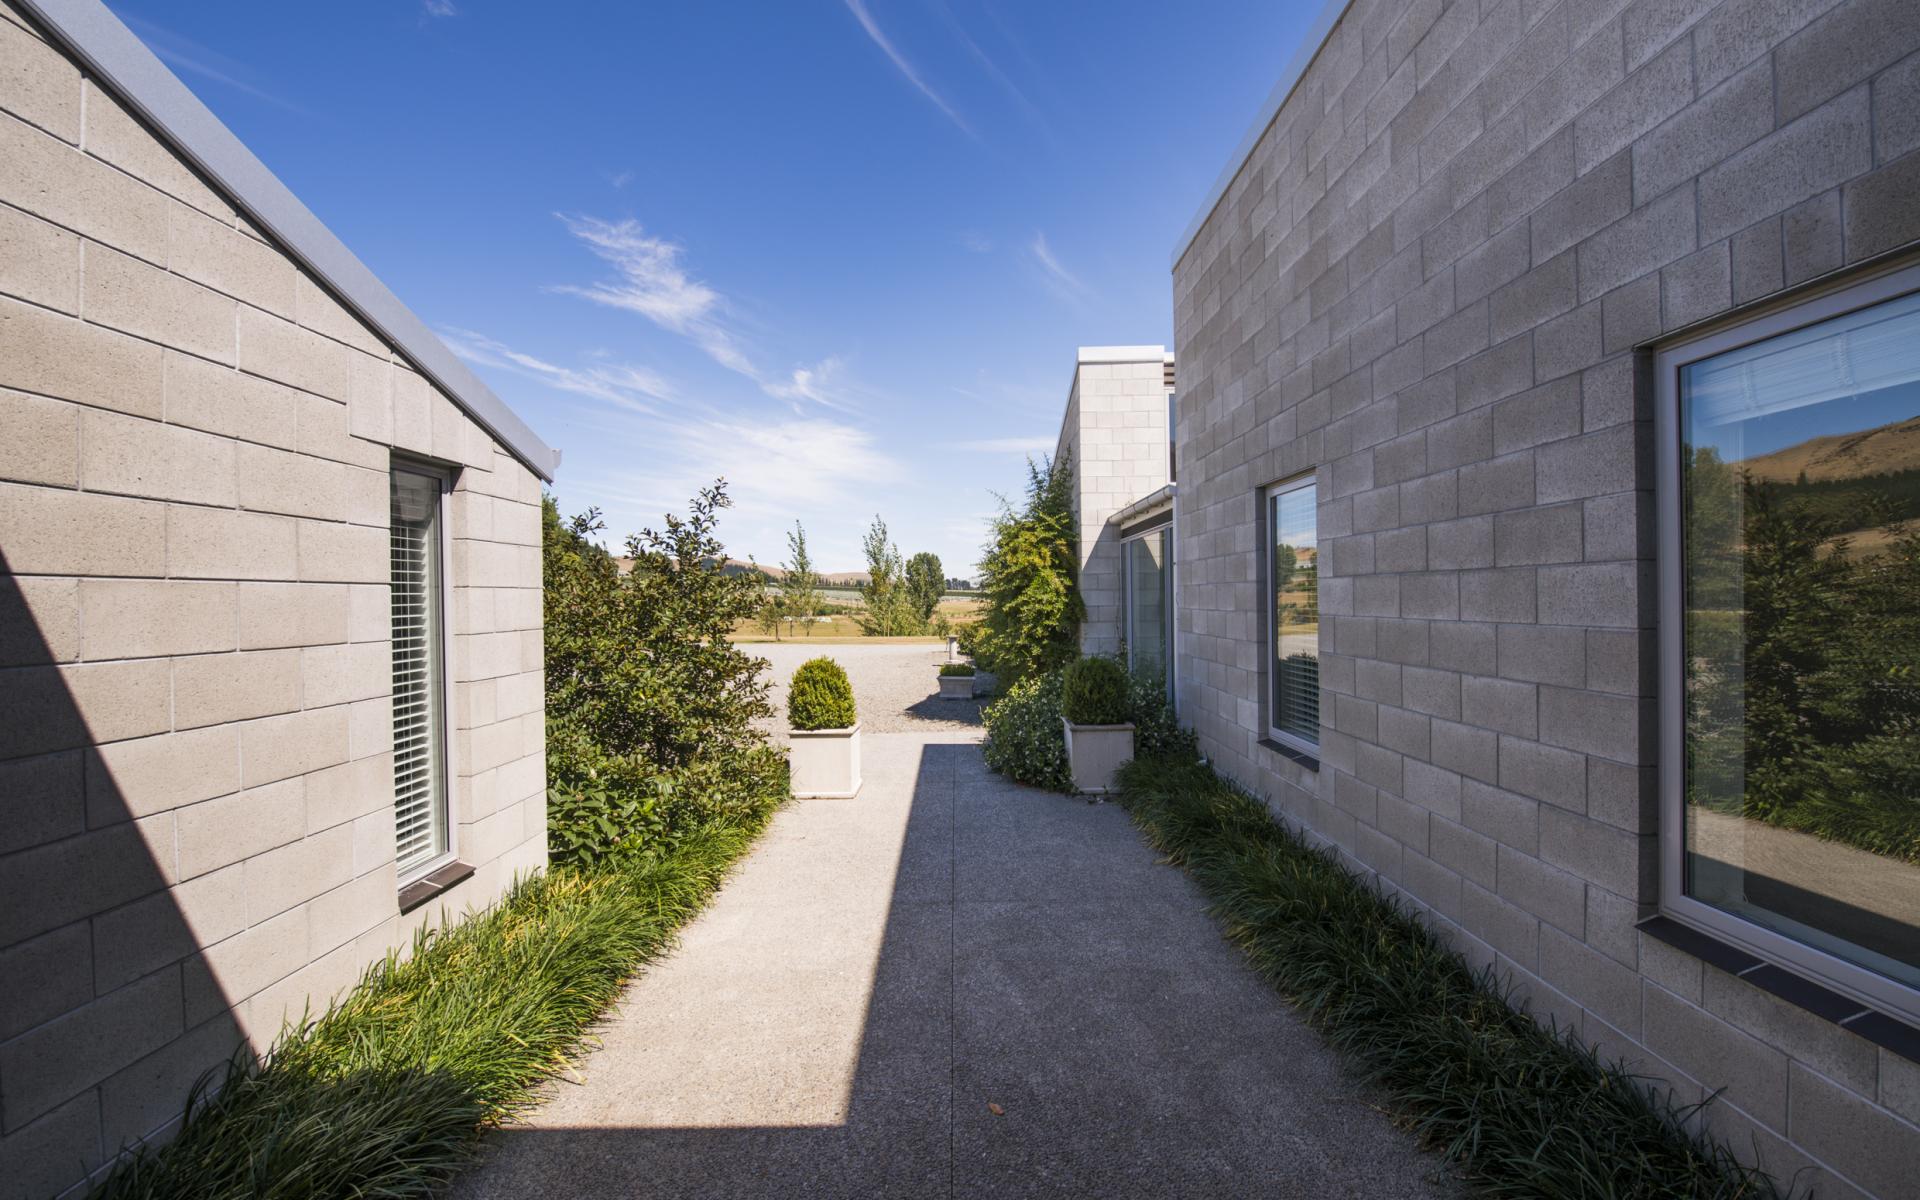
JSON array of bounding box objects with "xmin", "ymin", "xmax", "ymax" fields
[{"xmin": 452, "ymin": 736, "xmax": 1456, "ymax": 1199}]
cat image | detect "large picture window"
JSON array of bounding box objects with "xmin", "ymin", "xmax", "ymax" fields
[
  {"xmin": 1659, "ymin": 265, "xmax": 1920, "ymax": 1021},
  {"xmin": 1267, "ymin": 476, "xmax": 1319, "ymax": 751},
  {"xmin": 390, "ymin": 465, "xmax": 452, "ymax": 881},
  {"xmin": 1123, "ymin": 523, "xmax": 1172, "ymax": 695}
]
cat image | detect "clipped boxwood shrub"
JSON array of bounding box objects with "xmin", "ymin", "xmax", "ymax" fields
[
  {"xmin": 789, "ymin": 657, "xmax": 857, "ymax": 730},
  {"xmin": 1061, "ymin": 655, "xmax": 1130, "ymax": 725},
  {"xmin": 1127, "ymin": 670, "xmax": 1196, "ymax": 759},
  {"xmin": 938, "ymin": 663, "xmax": 975, "ymax": 677},
  {"xmin": 982, "ymin": 668, "xmax": 1071, "ymax": 791}
]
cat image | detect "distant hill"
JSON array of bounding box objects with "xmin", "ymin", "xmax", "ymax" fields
[{"xmin": 1741, "ymin": 414, "xmax": 1920, "ymax": 483}]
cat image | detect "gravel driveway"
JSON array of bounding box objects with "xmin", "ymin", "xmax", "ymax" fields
[{"xmin": 746, "ymin": 641, "xmax": 991, "ymax": 737}]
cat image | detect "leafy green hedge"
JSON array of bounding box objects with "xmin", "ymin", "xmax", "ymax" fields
[
  {"xmin": 984, "ymin": 665, "xmax": 1192, "ymax": 791},
  {"xmin": 88, "ymin": 788, "xmax": 783, "ymax": 1200},
  {"xmin": 1061, "ymin": 655, "xmax": 1129, "ymax": 724},
  {"xmin": 789, "ymin": 657, "xmax": 857, "ymax": 730},
  {"xmin": 938, "ymin": 663, "xmax": 975, "ymax": 677},
  {"xmin": 1115, "ymin": 753, "xmax": 1778, "ymax": 1200}
]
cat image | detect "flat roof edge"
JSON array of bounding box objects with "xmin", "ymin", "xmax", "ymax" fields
[
  {"xmin": 1170, "ymin": 0, "xmax": 1355, "ymax": 273},
  {"xmin": 18, "ymin": 0, "xmax": 561, "ymax": 481},
  {"xmin": 1077, "ymin": 345, "xmax": 1167, "ymax": 363}
]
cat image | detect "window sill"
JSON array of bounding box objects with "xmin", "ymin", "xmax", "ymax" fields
[
  {"xmin": 1638, "ymin": 914, "xmax": 1920, "ymax": 1065},
  {"xmin": 1258, "ymin": 737, "xmax": 1319, "ymax": 772},
  {"xmin": 398, "ymin": 860, "xmax": 475, "ymax": 914}
]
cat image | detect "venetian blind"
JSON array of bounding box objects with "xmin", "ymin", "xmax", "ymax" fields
[{"xmin": 390, "ymin": 469, "xmax": 447, "ymax": 877}]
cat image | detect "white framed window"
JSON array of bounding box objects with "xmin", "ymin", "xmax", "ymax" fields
[
  {"xmin": 1122, "ymin": 520, "xmax": 1173, "ymax": 698},
  {"xmin": 1656, "ymin": 260, "xmax": 1920, "ymax": 1024},
  {"xmin": 1265, "ymin": 475, "xmax": 1319, "ymax": 753},
  {"xmin": 390, "ymin": 463, "xmax": 455, "ymax": 882}
]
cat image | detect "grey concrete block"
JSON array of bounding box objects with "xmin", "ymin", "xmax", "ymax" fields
[
  {"xmin": 1498, "ymin": 733, "xmax": 1587, "ymax": 811},
  {"xmin": 1459, "ymin": 567, "xmax": 1538, "ymax": 622},
  {"xmin": 1462, "ymin": 675, "xmax": 1538, "ymax": 737},
  {"xmin": 1490, "ymin": 251, "xmax": 1576, "ymax": 343},
  {"xmin": 1587, "ymin": 757, "xmax": 1656, "ymax": 832},
  {"xmin": 1539, "ymin": 805, "xmax": 1651, "ymax": 898},
  {"xmin": 1661, "ymin": 241, "xmax": 1732, "ymax": 329},
  {"xmin": 1584, "ymin": 627, "xmax": 1652, "ymax": 696},
  {"xmin": 1694, "ymin": 0, "xmax": 1845, "ymax": 93},
  {"xmin": 1578, "ymin": 185, "xmax": 1696, "ymax": 303},
  {"xmin": 1632, "ymin": 57, "xmax": 1774, "ymax": 202},
  {"xmin": 1876, "ymin": 51, "xmax": 1920, "ymax": 164},
  {"xmin": 1536, "ymin": 423, "xmax": 1637, "ymax": 503},
  {"xmin": 1456, "ymin": 335, "xmax": 1535, "ymax": 412},
  {"xmin": 1458, "ymin": 449, "xmax": 1536, "ymax": 515},
  {"xmin": 1532, "ymin": 300, "xmax": 1603, "ymax": 382},
  {"xmin": 1729, "ymin": 214, "xmax": 1786, "ymax": 306},
  {"xmin": 1782, "ymin": 188, "xmax": 1844, "ymax": 284},
  {"xmin": 1842, "ymin": 147, "xmax": 1920, "ymax": 261},
  {"xmin": 1697, "ymin": 85, "xmax": 1873, "ymax": 243},
  {"xmin": 1423, "ymin": 300, "xmax": 1491, "ymax": 373},
  {"xmin": 1497, "ymin": 623, "xmax": 1586, "ymax": 687},
  {"xmin": 1462, "ymin": 879, "xmax": 1541, "ymax": 967},
  {"xmin": 1574, "ymin": 37, "xmax": 1694, "ymax": 176},
  {"xmin": 1787, "ymin": 1062, "xmax": 1920, "ymax": 1200},
  {"xmin": 1600, "ymin": 274, "xmax": 1662, "ymax": 354},
  {"xmin": 1500, "ymin": 847, "xmax": 1587, "ymax": 942},
  {"xmin": 1455, "ymin": 221, "xmax": 1530, "ymax": 306},
  {"xmin": 1426, "ymin": 407, "xmax": 1493, "ymax": 471},
  {"xmin": 1494, "ymin": 503, "xmax": 1585, "ymax": 566},
  {"xmin": 1530, "ymin": 150, "xmax": 1631, "ymax": 265},
  {"xmin": 1540, "ymin": 686, "xmax": 1651, "ymax": 764},
  {"xmin": 1430, "ymin": 620, "xmax": 1497, "ymax": 675},
  {"xmin": 1427, "ymin": 514, "xmax": 1494, "ymax": 569},
  {"xmin": 1432, "ymin": 815, "xmax": 1497, "ymax": 887},
  {"xmin": 1777, "ymin": 0, "xmax": 1920, "ymax": 123},
  {"xmin": 1493, "ymin": 378, "xmax": 1581, "ymax": 455},
  {"xmin": 1461, "ymin": 777, "xmax": 1540, "ymax": 852},
  {"xmin": 1582, "ymin": 491, "xmax": 1646, "ymax": 561},
  {"xmin": 1433, "ymin": 718, "xmax": 1500, "ymax": 785},
  {"xmin": 1538, "ymin": 561, "xmax": 1645, "ymax": 627},
  {"xmin": 1643, "ymin": 985, "xmax": 1789, "ymax": 1132}
]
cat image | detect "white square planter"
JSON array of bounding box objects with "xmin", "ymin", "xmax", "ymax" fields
[
  {"xmin": 937, "ymin": 673, "xmax": 976, "ymax": 699},
  {"xmin": 790, "ymin": 723, "xmax": 862, "ymax": 798},
  {"xmin": 1062, "ymin": 718, "xmax": 1134, "ymax": 795}
]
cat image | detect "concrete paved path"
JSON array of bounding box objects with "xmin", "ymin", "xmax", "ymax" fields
[{"xmin": 454, "ymin": 732, "xmax": 1455, "ymax": 1199}]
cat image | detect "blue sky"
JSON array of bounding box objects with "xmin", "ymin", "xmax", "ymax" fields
[{"xmin": 107, "ymin": 0, "xmax": 1321, "ymax": 574}]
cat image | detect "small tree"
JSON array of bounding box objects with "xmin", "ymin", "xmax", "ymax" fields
[
  {"xmin": 859, "ymin": 515, "xmax": 919, "ymax": 635},
  {"xmin": 755, "ymin": 590, "xmax": 785, "ymax": 640},
  {"xmin": 780, "ymin": 520, "xmax": 821, "ymax": 636},
  {"xmin": 905, "ymin": 551, "xmax": 945, "ymax": 626},
  {"xmin": 975, "ymin": 456, "xmax": 1083, "ymax": 684}
]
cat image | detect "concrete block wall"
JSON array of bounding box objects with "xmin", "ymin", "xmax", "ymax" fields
[
  {"xmin": 1171, "ymin": 0, "xmax": 1920, "ymax": 1195},
  {"xmin": 0, "ymin": 7, "xmax": 548, "ymax": 1195},
  {"xmin": 1053, "ymin": 350, "xmax": 1173, "ymax": 658}
]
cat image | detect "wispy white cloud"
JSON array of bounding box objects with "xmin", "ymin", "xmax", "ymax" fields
[
  {"xmin": 952, "ymin": 435, "xmax": 1054, "ymax": 453},
  {"xmin": 551, "ymin": 214, "xmax": 757, "ymax": 378},
  {"xmin": 422, "ymin": 0, "xmax": 458, "ymax": 16},
  {"xmin": 763, "ymin": 356, "xmax": 854, "ymax": 410},
  {"xmin": 1028, "ymin": 231, "xmax": 1088, "ymax": 305},
  {"xmin": 931, "ymin": 0, "xmax": 1049, "ymax": 138},
  {"xmin": 842, "ymin": 0, "xmax": 974, "ymax": 138},
  {"xmin": 552, "ymin": 215, "xmax": 863, "ymax": 410},
  {"xmin": 121, "ymin": 15, "xmax": 309, "ymax": 114},
  {"xmin": 441, "ymin": 327, "xmax": 673, "ymax": 414},
  {"xmin": 606, "ymin": 169, "xmax": 635, "ymax": 190},
  {"xmin": 959, "ymin": 229, "xmax": 994, "ymax": 254}
]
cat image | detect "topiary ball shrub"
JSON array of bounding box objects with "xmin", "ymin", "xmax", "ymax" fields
[
  {"xmin": 788, "ymin": 657, "xmax": 857, "ymax": 731},
  {"xmin": 1060, "ymin": 655, "xmax": 1131, "ymax": 725},
  {"xmin": 938, "ymin": 663, "xmax": 976, "ymax": 677},
  {"xmin": 982, "ymin": 668, "xmax": 1071, "ymax": 791}
]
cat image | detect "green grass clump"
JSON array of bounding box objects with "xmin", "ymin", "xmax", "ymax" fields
[
  {"xmin": 1115, "ymin": 753, "xmax": 1779, "ymax": 1200},
  {"xmin": 90, "ymin": 806, "xmax": 779, "ymax": 1200},
  {"xmin": 788, "ymin": 656, "xmax": 857, "ymax": 730}
]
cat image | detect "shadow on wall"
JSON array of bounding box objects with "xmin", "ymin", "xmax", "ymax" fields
[
  {"xmin": 0, "ymin": 549, "xmax": 249, "ymax": 1198},
  {"xmin": 446, "ymin": 741, "xmax": 1456, "ymax": 1200}
]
